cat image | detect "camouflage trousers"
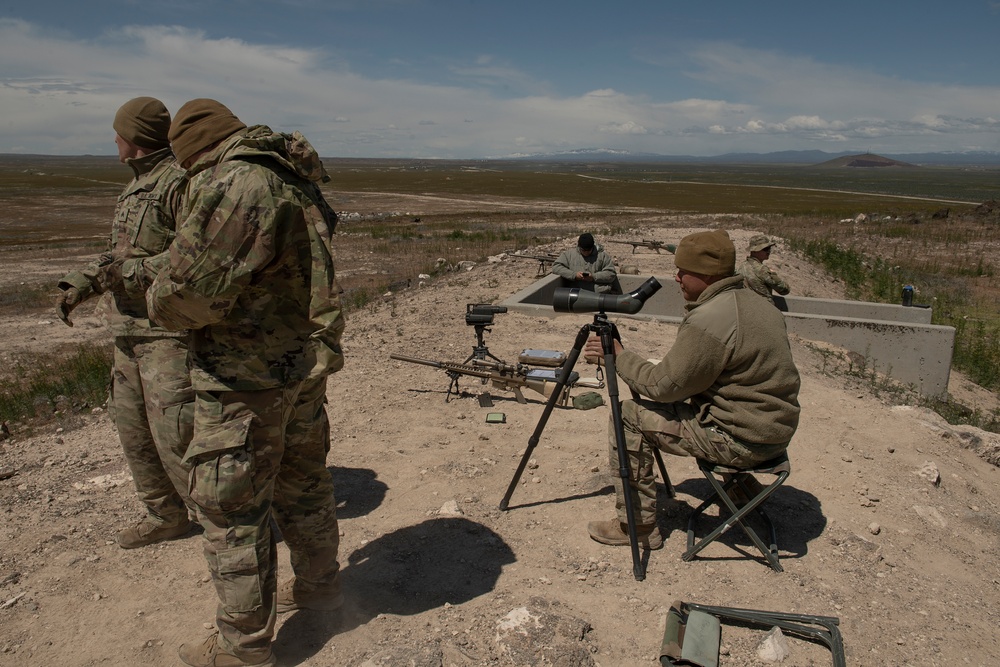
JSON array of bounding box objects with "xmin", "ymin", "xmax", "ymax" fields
[
  {"xmin": 184, "ymin": 375, "xmax": 340, "ymax": 658},
  {"xmin": 112, "ymin": 336, "xmax": 194, "ymax": 526},
  {"xmin": 609, "ymin": 398, "xmax": 786, "ymax": 526}
]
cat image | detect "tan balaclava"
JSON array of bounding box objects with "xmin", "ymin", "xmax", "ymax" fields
[{"xmin": 168, "ymin": 99, "xmax": 247, "ymax": 166}]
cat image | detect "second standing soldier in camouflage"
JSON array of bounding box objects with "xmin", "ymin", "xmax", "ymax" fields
[
  {"xmin": 55, "ymin": 97, "xmax": 195, "ymax": 549},
  {"xmin": 738, "ymin": 234, "xmax": 790, "ymax": 304},
  {"xmin": 147, "ymin": 99, "xmax": 344, "ymax": 667}
]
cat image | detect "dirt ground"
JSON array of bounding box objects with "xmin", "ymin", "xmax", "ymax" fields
[{"xmin": 2, "ymin": 196, "xmax": 1000, "ymax": 667}]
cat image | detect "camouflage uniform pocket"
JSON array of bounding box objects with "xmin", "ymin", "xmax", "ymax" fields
[
  {"xmin": 184, "ymin": 411, "xmax": 256, "ymax": 514},
  {"xmin": 128, "ymin": 192, "xmax": 174, "ymax": 252},
  {"xmin": 215, "ymin": 543, "xmax": 263, "ymax": 613}
]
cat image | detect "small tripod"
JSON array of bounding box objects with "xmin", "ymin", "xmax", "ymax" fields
[
  {"xmin": 499, "ymin": 310, "xmax": 672, "ymax": 581},
  {"xmin": 446, "ymin": 323, "xmax": 504, "ymax": 406},
  {"xmin": 463, "ymin": 322, "xmax": 503, "ymax": 365},
  {"xmin": 454, "ymin": 304, "xmax": 508, "ymax": 405}
]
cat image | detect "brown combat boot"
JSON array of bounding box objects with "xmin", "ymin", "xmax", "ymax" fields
[
  {"xmin": 178, "ymin": 631, "xmax": 275, "ymax": 667},
  {"xmin": 276, "ymin": 575, "xmax": 344, "ymax": 613},
  {"xmin": 117, "ymin": 517, "xmax": 193, "ymax": 549},
  {"xmin": 587, "ymin": 518, "xmax": 663, "ymax": 550}
]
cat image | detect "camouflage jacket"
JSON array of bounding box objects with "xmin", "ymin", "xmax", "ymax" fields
[
  {"xmin": 738, "ymin": 256, "xmax": 790, "ymax": 303},
  {"xmin": 146, "ymin": 126, "xmax": 345, "ymax": 391},
  {"xmin": 59, "ymin": 147, "xmax": 188, "ymax": 337}
]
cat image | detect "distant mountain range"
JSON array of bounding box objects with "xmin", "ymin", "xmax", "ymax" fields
[{"xmin": 501, "ymin": 148, "xmax": 1000, "ymax": 166}]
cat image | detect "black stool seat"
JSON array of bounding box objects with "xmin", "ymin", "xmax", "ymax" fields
[{"xmin": 683, "ymin": 452, "xmax": 790, "ymax": 572}]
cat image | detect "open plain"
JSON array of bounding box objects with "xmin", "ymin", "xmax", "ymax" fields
[{"xmin": 1, "ymin": 157, "xmax": 1000, "ymax": 666}]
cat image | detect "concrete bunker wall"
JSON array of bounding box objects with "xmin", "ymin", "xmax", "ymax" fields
[{"xmin": 500, "ymin": 274, "xmax": 955, "ymax": 398}]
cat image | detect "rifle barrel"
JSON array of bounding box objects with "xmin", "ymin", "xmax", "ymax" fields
[
  {"xmin": 508, "ymin": 254, "xmax": 556, "ymax": 261},
  {"xmin": 390, "ymin": 354, "xmax": 492, "ymax": 378}
]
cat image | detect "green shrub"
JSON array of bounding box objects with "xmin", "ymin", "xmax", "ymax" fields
[
  {"xmin": 787, "ymin": 228, "xmax": 1000, "ymax": 394},
  {"xmin": 0, "ymin": 342, "xmax": 113, "ymax": 423}
]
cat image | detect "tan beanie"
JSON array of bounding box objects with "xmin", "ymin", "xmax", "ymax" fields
[
  {"xmin": 113, "ymin": 97, "xmax": 171, "ymax": 150},
  {"xmin": 674, "ymin": 230, "xmax": 736, "ymax": 277},
  {"xmin": 168, "ymin": 99, "xmax": 247, "ymax": 166}
]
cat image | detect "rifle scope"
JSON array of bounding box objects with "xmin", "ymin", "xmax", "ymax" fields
[{"xmin": 552, "ymin": 276, "xmax": 661, "ymax": 315}]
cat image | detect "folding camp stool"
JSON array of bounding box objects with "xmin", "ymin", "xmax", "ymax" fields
[
  {"xmin": 683, "ymin": 452, "xmax": 790, "ymax": 572},
  {"xmin": 660, "ymin": 599, "xmax": 845, "ymax": 667}
]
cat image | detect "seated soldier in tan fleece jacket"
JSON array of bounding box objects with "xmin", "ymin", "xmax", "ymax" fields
[{"xmin": 583, "ymin": 229, "xmax": 801, "ymax": 549}]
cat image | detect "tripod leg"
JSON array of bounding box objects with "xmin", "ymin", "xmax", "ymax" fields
[
  {"xmin": 499, "ymin": 323, "xmax": 590, "ymax": 511},
  {"xmin": 602, "ymin": 325, "xmax": 646, "ymax": 581},
  {"xmin": 653, "ymin": 449, "xmax": 675, "ymax": 498},
  {"xmin": 622, "ymin": 377, "xmax": 673, "ymax": 499}
]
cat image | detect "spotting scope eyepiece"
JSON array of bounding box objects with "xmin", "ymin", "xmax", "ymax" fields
[{"xmin": 552, "ymin": 276, "xmax": 662, "ymax": 314}]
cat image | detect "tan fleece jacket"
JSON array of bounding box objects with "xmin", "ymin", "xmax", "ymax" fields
[{"xmin": 615, "ymin": 275, "xmax": 801, "ymax": 447}]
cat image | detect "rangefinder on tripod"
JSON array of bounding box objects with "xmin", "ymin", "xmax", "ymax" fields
[
  {"xmin": 465, "ymin": 303, "xmax": 508, "ymax": 325},
  {"xmin": 463, "ymin": 303, "xmax": 508, "ymax": 364}
]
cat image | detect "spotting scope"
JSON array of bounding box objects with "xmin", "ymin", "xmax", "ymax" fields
[{"xmin": 552, "ymin": 276, "xmax": 662, "ymax": 315}]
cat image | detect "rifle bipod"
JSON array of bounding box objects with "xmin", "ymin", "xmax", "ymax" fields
[{"xmin": 498, "ymin": 310, "xmax": 673, "ymax": 581}]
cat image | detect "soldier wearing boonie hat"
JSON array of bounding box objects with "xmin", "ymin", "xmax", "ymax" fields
[
  {"xmin": 739, "ymin": 234, "xmax": 790, "ymax": 303},
  {"xmin": 748, "ymin": 234, "xmax": 775, "ymax": 252},
  {"xmin": 583, "ymin": 229, "xmax": 800, "ymax": 550}
]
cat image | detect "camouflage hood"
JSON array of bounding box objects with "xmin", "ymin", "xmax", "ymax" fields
[{"xmin": 189, "ymin": 124, "xmax": 330, "ymax": 184}]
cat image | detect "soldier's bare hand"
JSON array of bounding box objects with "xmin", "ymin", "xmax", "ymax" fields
[
  {"xmin": 583, "ymin": 336, "xmax": 604, "ymax": 364},
  {"xmin": 55, "ymin": 287, "xmax": 82, "ymax": 327}
]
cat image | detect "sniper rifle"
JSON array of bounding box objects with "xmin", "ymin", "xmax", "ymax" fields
[
  {"xmin": 507, "ymin": 252, "xmax": 559, "ymax": 276},
  {"xmin": 390, "ymin": 353, "xmax": 600, "ymax": 406},
  {"xmin": 608, "ymin": 239, "xmax": 676, "ymax": 254}
]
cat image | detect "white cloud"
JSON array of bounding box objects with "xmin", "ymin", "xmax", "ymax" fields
[
  {"xmin": 598, "ymin": 121, "xmax": 648, "ymax": 135},
  {"xmin": 670, "ymin": 42, "xmax": 1000, "ymax": 148},
  {"xmin": 1, "ymin": 20, "xmax": 998, "ymax": 157}
]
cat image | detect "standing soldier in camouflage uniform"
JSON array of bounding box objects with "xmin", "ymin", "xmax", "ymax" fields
[
  {"xmin": 146, "ymin": 99, "xmax": 344, "ymax": 667},
  {"xmin": 738, "ymin": 234, "xmax": 790, "ymax": 304},
  {"xmin": 55, "ymin": 97, "xmax": 195, "ymax": 549}
]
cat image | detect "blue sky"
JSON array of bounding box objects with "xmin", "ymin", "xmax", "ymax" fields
[{"xmin": 2, "ymin": 0, "xmax": 999, "ymax": 158}]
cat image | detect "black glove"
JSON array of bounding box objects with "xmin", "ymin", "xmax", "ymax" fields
[{"xmin": 55, "ymin": 287, "xmax": 82, "ymax": 327}]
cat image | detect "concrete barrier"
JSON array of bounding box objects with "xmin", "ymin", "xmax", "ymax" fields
[{"xmin": 500, "ymin": 274, "xmax": 955, "ymax": 398}]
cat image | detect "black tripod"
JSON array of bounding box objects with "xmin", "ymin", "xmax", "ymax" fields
[
  {"xmin": 499, "ymin": 310, "xmax": 673, "ymax": 581},
  {"xmin": 463, "ymin": 322, "xmax": 503, "ymax": 365}
]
